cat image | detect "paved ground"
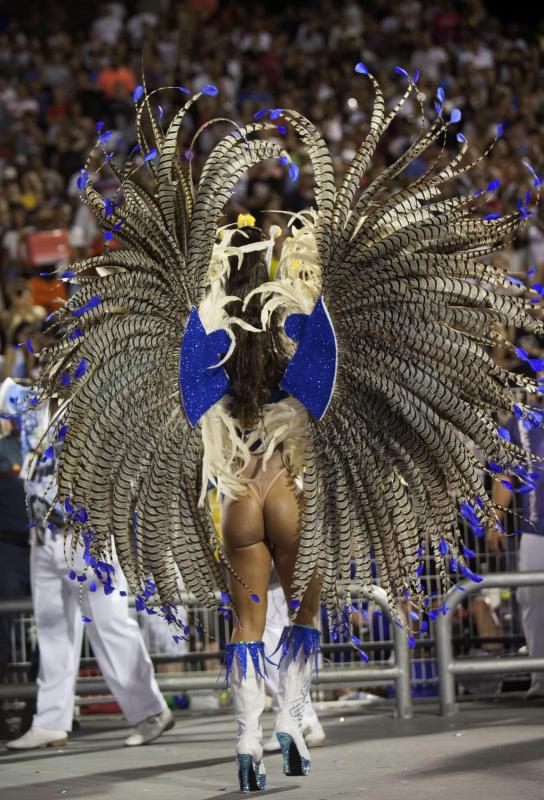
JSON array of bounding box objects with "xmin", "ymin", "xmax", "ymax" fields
[{"xmin": 0, "ymin": 699, "xmax": 543, "ymax": 800}]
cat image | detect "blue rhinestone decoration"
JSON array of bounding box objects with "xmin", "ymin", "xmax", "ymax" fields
[
  {"xmin": 273, "ymin": 624, "xmax": 320, "ymax": 673},
  {"xmin": 179, "ymin": 306, "xmax": 231, "ymax": 426},
  {"xmin": 280, "ymin": 295, "xmax": 337, "ymax": 420},
  {"xmin": 225, "ymin": 640, "xmax": 267, "ymax": 687}
]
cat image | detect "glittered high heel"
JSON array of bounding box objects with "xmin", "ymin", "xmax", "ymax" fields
[
  {"xmin": 225, "ymin": 641, "xmax": 267, "ymax": 793},
  {"xmin": 273, "ymin": 624, "xmax": 320, "ymax": 777},
  {"xmin": 237, "ymin": 753, "xmax": 267, "ymax": 793},
  {"xmin": 276, "ymin": 731, "xmax": 311, "ymax": 776}
]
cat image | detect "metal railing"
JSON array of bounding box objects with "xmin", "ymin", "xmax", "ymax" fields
[
  {"xmin": 435, "ymin": 571, "xmax": 544, "ymax": 716},
  {"xmin": 0, "ymin": 585, "xmax": 413, "ymax": 719},
  {"xmin": 0, "ymin": 488, "xmax": 531, "ymax": 711}
]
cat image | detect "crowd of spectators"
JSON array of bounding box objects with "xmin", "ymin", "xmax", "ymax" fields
[{"xmin": 1, "ymin": 0, "xmax": 544, "ymax": 377}]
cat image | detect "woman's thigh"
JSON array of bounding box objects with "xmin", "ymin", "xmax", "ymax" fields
[
  {"xmin": 222, "ymin": 491, "xmax": 266, "ymax": 551},
  {"xmin": 263, "ymin": 471, "xmax": 301, "ymax": 550}
]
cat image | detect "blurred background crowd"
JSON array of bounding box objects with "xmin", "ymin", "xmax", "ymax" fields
[{"xmin": 1, "ymin": 0, "xmax": 544, "ymax": 378}]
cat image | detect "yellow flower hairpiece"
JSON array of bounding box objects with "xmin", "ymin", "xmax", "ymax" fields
[{"xmin": 237, "ymin": 213, "xmax": 256, "ymax": 228}]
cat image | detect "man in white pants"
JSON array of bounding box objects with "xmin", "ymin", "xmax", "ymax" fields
[
  {"xmin": 1, "ymin": 378, "xmax": 174, "ymax": 750},
  {"xmin": 8, "ymin": 531, "xmax": 174, "ymax": 750},
  {"xmin": 487, "ymin": 411, "xmax": 544, "ymax": 698},
  {"xmin": 262, "ymin": 574, "xmax": 325, "ymax": 752}
]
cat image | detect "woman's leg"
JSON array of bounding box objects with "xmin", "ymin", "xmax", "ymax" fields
[
  {"xmin": 263, "ymin": 474, "xmax": 321, "ymax": 776},
  {"xmin": 222, "ymin": 493, "xmax": 272, "ymax": 642},
  {"xmin": 222, "ymin": 493, "xmax": 271, "ymax": 791},
  {"xmin": 264, "ymin": 474, "xmax": 321, "ymax": 624}
]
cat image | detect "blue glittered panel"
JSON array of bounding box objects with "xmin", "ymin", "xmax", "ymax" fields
[
  {"xmin": 225, "ymin": 641, "xmax": 266, "ymax": 685},
  {"xmin": 248, "ymin": 640, "xmax": 267, "ymax": 678},
  {"xmin": 179, "ymin": 307, "xmax": 231, "ymax": 427},
  {"xmin": 276, "ymin": 624, "xmax": 320, "ymax": 668},
  {"xmin": 280, "ymin": 296, "xmax": 337, "ymax": 420}
]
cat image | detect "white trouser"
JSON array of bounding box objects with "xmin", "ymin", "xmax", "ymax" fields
[
  {"xmin": 263, "ymin": 585, "xmax": 317, "ymax": 723},
  {"xmin": 517, "ymin": 533, "xmax": 544, "ymax": 688},
  {"xmin": 138, "ymin": 607, "xmax": 189, "ymax": 657},
  {"xmin": 137, "ymin": 571, "xmax": 188, "ymax": 657},
  {"xmin": 31, "ymin": 531, "xmax": 165, "ymax": 731}
]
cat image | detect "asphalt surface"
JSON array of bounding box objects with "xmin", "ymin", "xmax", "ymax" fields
[{"xmin": 1, "ymin": 699, "xmax": 543, "ymax": 800}]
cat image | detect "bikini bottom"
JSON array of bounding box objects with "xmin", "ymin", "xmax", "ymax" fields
[{"xmin": 242, "ymin": 450, "xmax": 288, "ymax": 508}]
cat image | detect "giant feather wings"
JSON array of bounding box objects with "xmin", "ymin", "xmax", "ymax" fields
[
  {"xmin": 37, "ymin": 86, "xmax": 287, "ymax": 614},
  {"xmin": 37, "ymin": 69, "xmax": 543, "ymax": 637},
  {"xmin": 256, "ymin": 67, "xmax": 543, "ymax": 627}
]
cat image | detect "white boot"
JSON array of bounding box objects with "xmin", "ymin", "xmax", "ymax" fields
[
  {"xmin": 226, "ymin": 641, "xmax": 267, "ymax": 793},
  {"xmin": 274, "ymin": 624, "xmax": 320, "ymax": 776},
  {"xmin": 7, "ymin": 727, "xmax": 68, "ymax": 750}
]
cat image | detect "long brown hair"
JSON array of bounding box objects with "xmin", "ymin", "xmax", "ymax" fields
[{"xmin": 224, "ymin": 227, "xmax": 285, "ymax": 428}]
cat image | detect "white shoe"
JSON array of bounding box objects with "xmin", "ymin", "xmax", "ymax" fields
[
  {"xmin": 263, "ymin": 732, "xmax": 281, "ymax": 753},
  {"xmin": 526, "ymin": 682, "xmax": 544, "ymax": 699},
  {"xmin": 339, "ymin": 690, "xmax": 381, "ymax": 704},
  {"xmin": 357, "ymin": 691, "xmax": 381, "ymax": 704},
  {"xmin": 124, "ymin": 707, "xmax": 175, "ymax": 747},
  {"xmin": 264, "ymin": 718, "xmax": 325, "ymax": 751},
  {"xmin": 7, "ymin": 727, "xmax": 68, "ymax": 750},
  {"xmin": 303, "ymin": 716, "xmax": 326, "ymax": 747}
]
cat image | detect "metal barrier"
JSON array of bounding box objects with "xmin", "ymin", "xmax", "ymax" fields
[
  {"xmin": 0, "ymin": 585, "xmax": 413, "ymax": 719},
  {"xmin": 436, "ymin": 571, "xmax": 544, "ymax": 716},
  {"xmin": 323, "ymin": 585, "xmax": 412, "ymax": 719},
  {"xmin": 0, "ymin": 511, "xmax": 530, "ymax": 711}
]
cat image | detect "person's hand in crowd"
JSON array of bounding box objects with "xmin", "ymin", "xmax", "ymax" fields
[
  {"xmin": 486, "ymin": 524, "xmax": 507, "ymax": 555},
  {"xmin": 0, "ymin": 345, "xmax": 18, "ymax": 383},
  {"xmin": 6, "ymin": 279, "xmax": 33, "ymax": 317},
  {"xmin": 487, "ymin": 467, "xmax": 513, "ymax": 556}
]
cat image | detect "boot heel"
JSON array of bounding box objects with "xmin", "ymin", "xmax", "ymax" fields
[
  {"xmin": 237, "ymin": 753, "xmax": 267, "ymax": 793},
  {"xmin": 276, "ymin": 732, "xmax": 311, "ymax": 776}
]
